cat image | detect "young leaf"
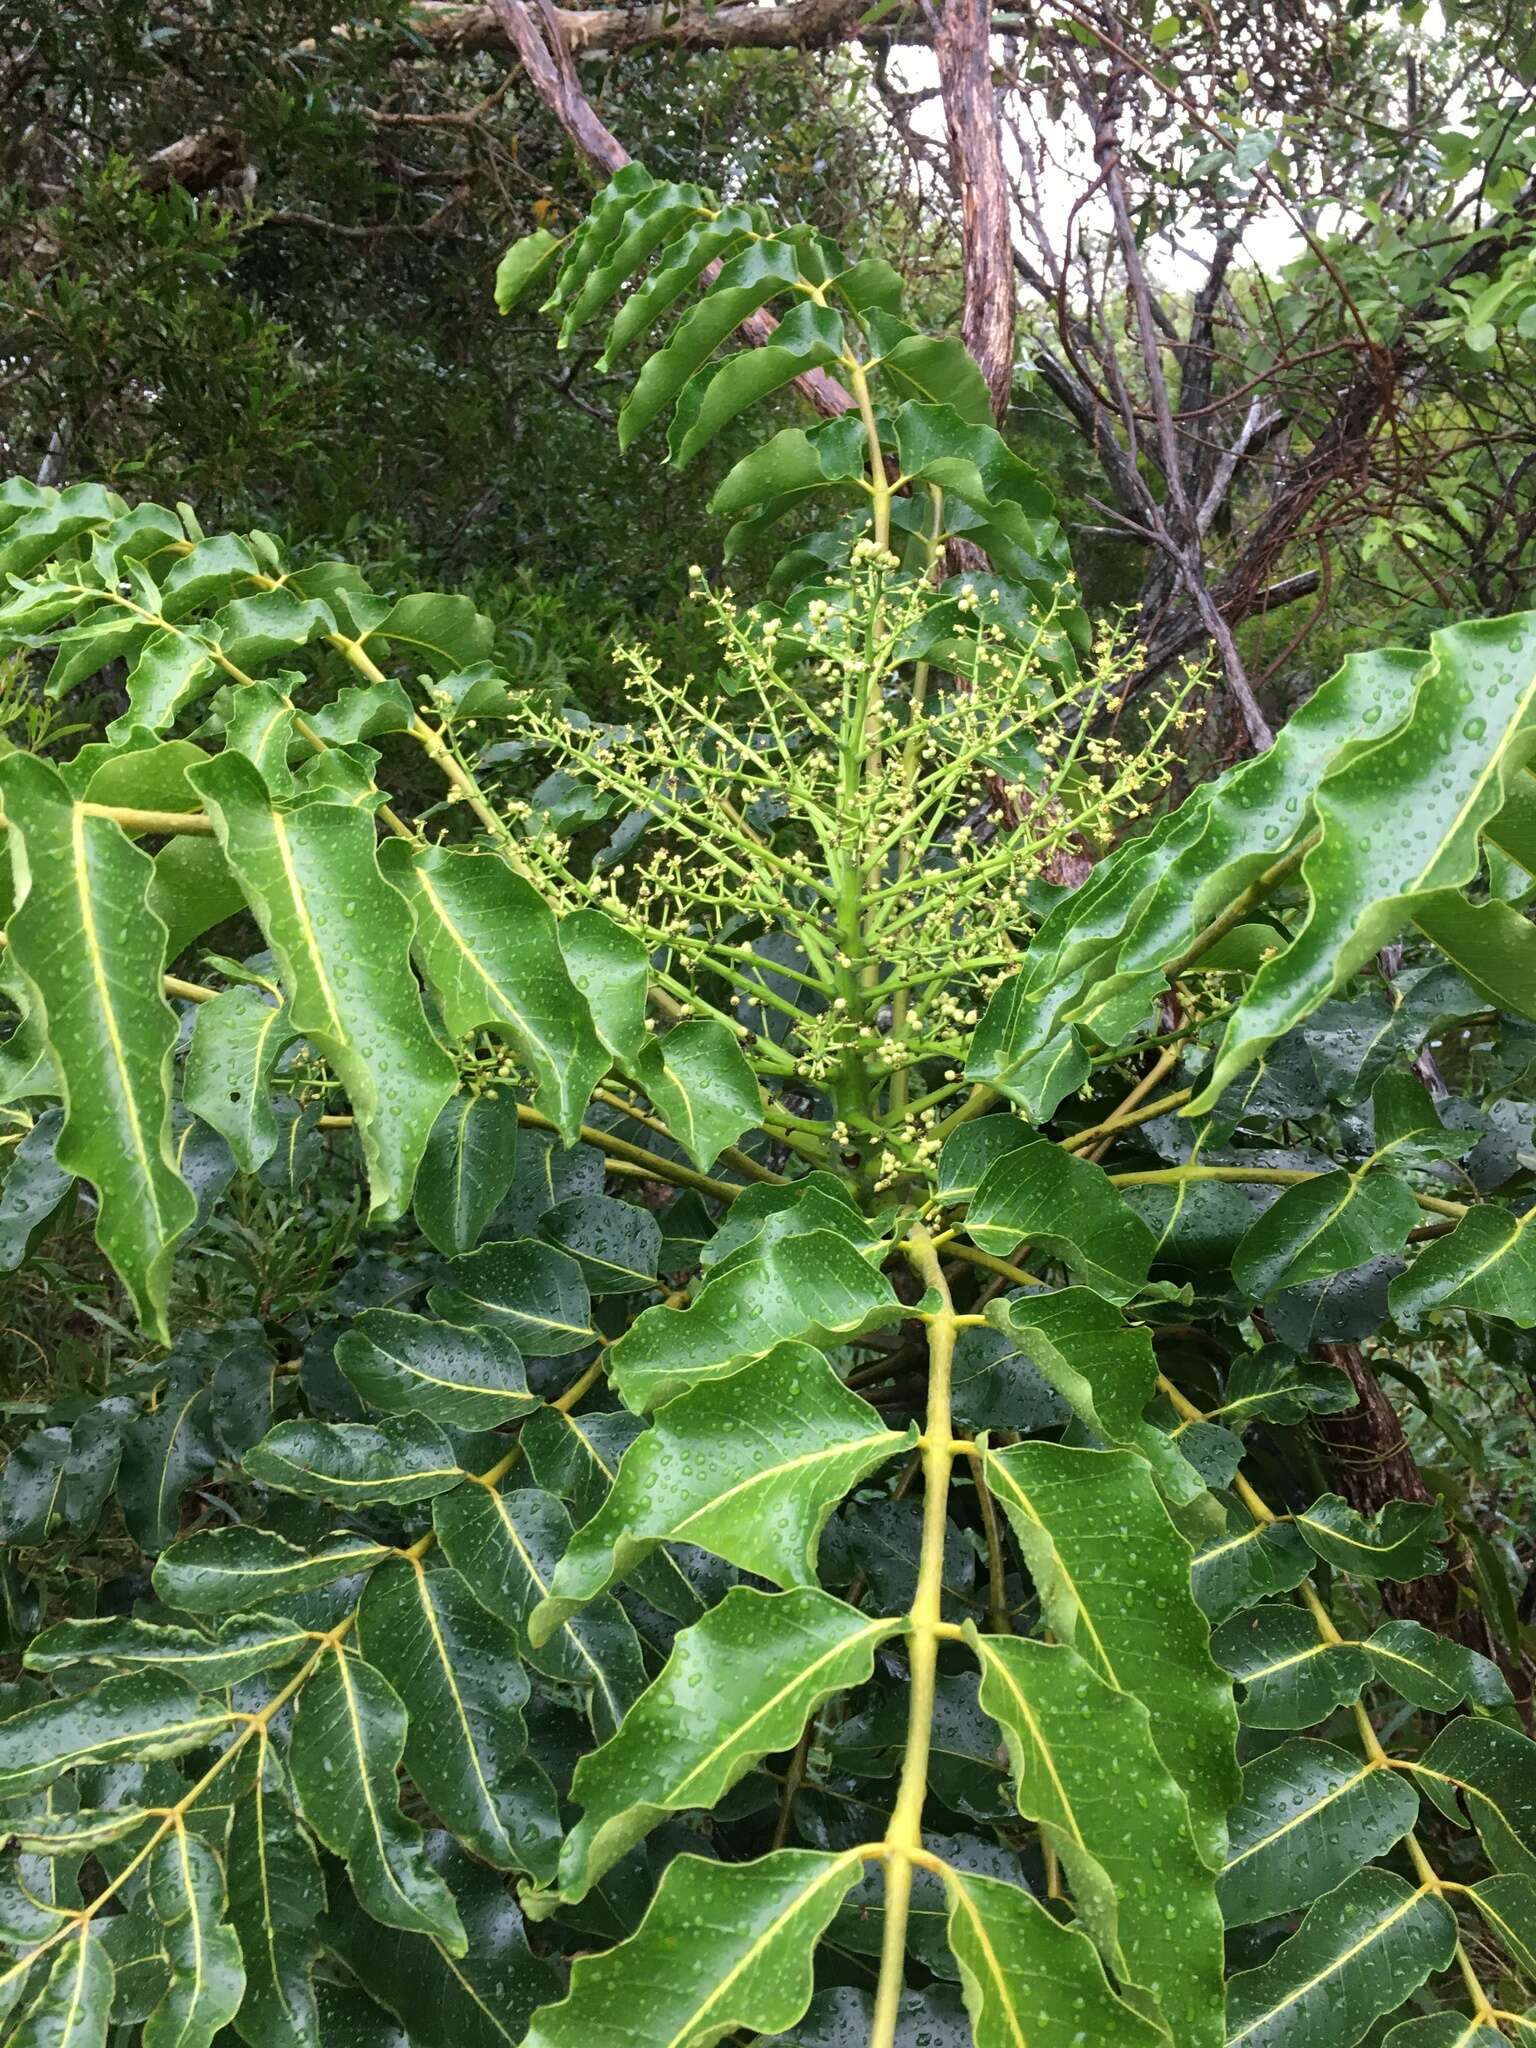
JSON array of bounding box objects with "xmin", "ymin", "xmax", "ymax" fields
[
  {"xmin": 608, "ymin": 1229, "xmax": 902, "ymax": 1411},
  {"xmin": 550, "ymin": 1589, "xmax": 901, "ymax": 1905},
  {"xmin": 1224, "ymin": 1869, "xmax": 1456, "ymax": 2048},
  {"xmin": 243, "ymin": 1414, "xmax": 463, "ymax": 1506},
  {"xmin": 980, "ymin": 1441, "xmax": 1239, "ymax": 1867},
  {"xmin": 413, "ymin": 1090, "xmax": 521, "ymax": 1257},
  {"xmin": 143, "ymin": 1831, "xmax": 245, "ymax": 2048},
  {"xmin": 0, "ymin": 754, "xmax": 195, "ymax": 1339},
  {"xmin": 183, "ymin": 984, "xmax": 291, "ymax": 1174},
  {"xmin": 397, "ymin": 846, "xmax": 608, "ymax": 1145},
  {"xmin": 1294, "ymin": 1493, "xmax": 1448, "ymax": 1581},
  {"xmin": 1219, "ymin": 1739, "xmax": 1419, "ymax": 1925},
  {"xmin": 152, "ymin": 1526, "xmax": 394, "ymax": 1615},
  {"xmin": 530, "ymin": 1341, "xmax": 910, "ymax": 1637},
  {"xmin": 336, "ymin": 1310, "xmax": 537, "ymax": 1429},
  {"xmin": 356, "ymin": 1556, "xmax": 557, "ymax": 1876},
  {"xmin": 521, "ymin": 1849, "xmax": 864, "ymax": 2048},
  {"xmin": 971, "ymin": 1632, "xmax": 1226, "ymax": 2047},
  {"xmin": 940, "ymin": 1865, "xmax": 1164, "ymax": 2048},
  {"xmin": 288, "ymin": 1647, "xmax": 466, "ymax": 1951},
  {"xmin": 190, "ymin": 755, "xmax": 457, "ymax": 1218}
]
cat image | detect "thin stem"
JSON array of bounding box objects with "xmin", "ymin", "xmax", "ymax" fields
[
  {"xmin": 869, "ymin": 1227, "xmax": 957, "ymax": 2048},
  {"xmin": 1111, "ymin": 1163, "xmax": 1467, "ymax": 1221}
]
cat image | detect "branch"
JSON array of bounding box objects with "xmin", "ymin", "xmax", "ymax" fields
[
  {"xmin": 407, "ymin": 0, "xmax": 927, "ymax": 56},
  {"xmin": 934, "ymin": 0, "xmax": 1014, "ymax": 422}
]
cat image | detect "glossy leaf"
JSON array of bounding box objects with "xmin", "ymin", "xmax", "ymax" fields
[
  {"xmin": 143, "ymin": 1831, "xmax": 245, "ymax": 2048},
  {"xmin": 1233, "ymin": 1168, "xmax": 1421, "ymax": 1297},
  {"xmin": 336, "ymin": 1310, "xmax": 537, "ymax": 1429},
  {"xmin": 413, "ymin": 1090, "xmax": 521, "ymax": 1257},
  {"xmin": 1214, "ymin": 1604, "xmax": 1373, "ymax": 1726},
  {"xmin": 1294, "ymin": 1492, "xmax": 1448, "ymax": 1581},
  {"xmin": 958, "ymin": 1123, "xmax": 1156, "ymax": 1302},
  {"xmin": 225, "ymin": 1752, "xmax": 324, "ymax": 2048},
  {"xmin": 1415, "ymin": 1717, "xmax": 1536, "ymax": 1876},
  {"xmin": 183, "ymin": 985, "xmax": 291, "ymax": 1174},
  {"xmin": 0, "ymin": 1673, "xmax": 230, "ymax": 1800},
  {"xmin": 23, "ymin": 1613, "xmax": 309, "ymax": 1689},
  {"xmin": 243, "ymin": 1414, "xmax": 463, "ymax": 1505},
  {"xmin": 1390, "ymin": 1207, "xmax": 1536, "ymax": 1327},
  {"xmin": 10, "ymin": 1933, "xmax": 113, "ymax": 2048},
  {"xmin": 429, "ymin": 1238, "xmax": 595, "ymax": 1356},
  {"xmin": 1219, "ymin": 1738, "xmax": 1419, "ymax": 1925},
  {"xmin": 152, "ymin": 1527, "xmax": 393, "ymax": 1615}
]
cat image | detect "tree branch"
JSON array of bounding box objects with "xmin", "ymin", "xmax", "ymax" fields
[{"xmin": 934, "ymin": 0, "xmax": 1014, "ymax": 422}]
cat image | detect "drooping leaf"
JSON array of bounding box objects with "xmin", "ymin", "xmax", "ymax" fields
[
  {"xmin": 9, "ymin": 1932, "xmax": 114, "ymax": 2048},
  {"xmin": 190, "ymin": 755, "xmax": 456, "ymax": 1218},
  {"xmin": 980, "ymin": 1441, "xmax": 1239, "ymax": 1867},
  {"xmin": 520, "ymin": 1849, "xmax": 864, "ymax": 2048},
  {"xmin": 1233, "ymin": 1168, "xmax": 1422, "ymax": 1297},
  {"xmin": 288, "ymin": 1647, "xmax": 466, "ymax": 1951},
  {"xmin": 0, "ymin": 753, "xmax": 195, "ymax": 1338},
  {"xmin": 24, "ymin": 1613, "xmax": 310, "ymax": 1690},
  {"xmin": 1219, "ymin": 1738, "xmax": 1419, "ymax": 1926},
  {"xmin": 225, "ymin": 1750, "xmax": 325, "ymax": 2048},
  {"xmin": 413, "ymin": 1090, "xmax": 521, "ymax": 1257},
  {"xmin": 970, "ymin": 1631, "xmax": 1227, "ymax": 2048},
  {"xmin": 608, "ymin": 1229, "xmax": 902, "ymax": 1411},
  {"xmin": 956, "ymin": 1123, "xmax": 1156, "ymax": 1302},
  {"xmin": 356, "ymin": 1556, "xmax": 557, "ymax": 1877},
  {"xmin": 549, "ymin": 1588, "xmax": 900, "ymax": 1905},
  {"xmin": 1364, "ymin": 1621, "xmax": 1515, "ymax": 1718},
  {"xmin": 118, "ymin": 1363, "xmax": 216, "ymax": 1553},
  {"xmin": 531, "ymin": 1342, "xmax": 909, "ymax": 1637},
  {"xmin": 336, "ymin": 1310, "xmax": 537, "ymax": 1429},
  {"xmin": 1415, "ymin": 1717, "xmax": 1536, "ymax": 1876}
]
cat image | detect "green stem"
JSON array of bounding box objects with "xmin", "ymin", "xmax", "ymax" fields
[{"xmin": 1109, "ymin": 1163, "xmax": 1468, "ymax": 1221}]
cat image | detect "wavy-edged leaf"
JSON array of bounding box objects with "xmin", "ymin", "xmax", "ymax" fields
[
  {"xmin": 0, "ymin": 1108, "xmax": 71, "ymax": 1271},
  {"xmin": 495, "ymin": 228, "xmax": 564, "ymax": 314},
  {"xmin": 1390, "ymin": 1207, "xmax": 1536, "ymax": 1327},
  {"xmin": 183, "ymin": 984, "xmax": 291, "ymax": 1174},
  {"xmin": 541, "ymin": 1193, "xmax": 660, "ymax": 1295},
  {"xmin": 600, "ymin": 206, "xmax": 762, "ymax": 366},
  {"xmin": 942, "ymin": 1863, "xmax": 1165, "ymax": 2048},
  {"xmin": 225, "ymin": 1749, "xmax": 324, "ymax": 2048},
  {"xmin": 244, "ymin": 1414, "xmax": 463, "ymax": 1505},
  {"xmin": 1192, "ymin": 1507, "xmax": 1314, "ymax": 1625},
  {"xmin": 986, "ymin": 1290, "xmax": 1210, "ymax": 1510},
  {"xmin": 336, "ymin": 1310, "xmax": 536, "ymax": 1429},
  {"xmin": 609, "ymin": 1228, "xmax": 901, "ymax": 1412},
  {"xmin": 1224, "ymin": 1868, "xmax": 1456, "ymax": 2048},
  {"xmin": 152, "ymin": 1527, "xmax": 393, "ymax": 1615},
  {"xmin": 981, "ymin": 1441, "xmax": 1239, "ymax": 1867},
  {"xmin": 393, "ymin": 845, "xmax": 607, "ymax": 1144},
  {"xmin": 958, "ymin": 1124, "xmax": 1155, "ymax": 1302},
  {"xmin": 23, "ymin": 1613, "xmax": 310, "ymax": 1689},
  {"xmin": 0, "ymin": 753, "xmax": 195, "ymax": 1339},
  {"xmin": 413, "ymin": 1090, "xmax": 521, "ymax": 1257},
  {"xmin": 550, "ymin": 1588, "xmax": 898, "ymax": 1906},
  {"xmin": 9, "ymin": 1932, "xmax": 113, "ymax": 2048},
  {"xmin": 428, "ymin": 1238, "xmax": 595, "ymax": 1355},
  {"xmin": 142, "ymin": 1831, "xmax": 244, "ymax": 2048},
  {"xmin": 356, "ymin": 1556, "xmax": 557, "ymax": 1877},
  {"xmin": 531, "ymin": 1341, "xmax": 910, "ymax": 1638},
  {"xmin": 521, "ymin": 1848, "xmax": 863, "ymax": 2048},
  {"xmin": 1211, "ymin": 1348, "xmax": 1356, "ymax": 1426},
  {"xmin": 1213, "ymin": 1605, "xmax": 1372, "ymax": 1727},
  {"xmin": 631, "ymin": 1021, "xmax": 763, "ymax": 1170},
  {"xmin": 1219, "ymin": 1738, "xmax": 1419, "ymax": 1925},
  {"xmin": 1364, "ymin": 1621, "xmax": 1515, "ymax": 1718},
  {"xmin": 433, "ymin": 1481, "xmax": 645, "ymax": 1741},
  {"xmin": 892, "ymin": 404, "xmax": 1058, "ymax": 551},
  {"xmin": 0, "ymin": 1672, "xmax": 230, "ymax": 1800},
  {"xmin": 1195, "ymin": 614, "xmax": 1536, "ymax": 1110},
  {"xmin": 288, "ymin": 1647, "xmax": 465, "ymax": 1951},
  {"xmin": 1234, "ymin": 1167, "xmax": 1421, "ymax": 1297},
  {"xmin": 118, "ymin": 1363, "xmax": 216, "ymax": 1553},
  {"xmin": 970, "ymin": 1631, "xmax": 1226, "ymax": 2048},
  {"xmin": 1294, "ymin": 1492, "xmax": 1448, "ymax": 1581},
  {"xmin": 708, "ymin": 417, "xmax": 869, "ymax": 550},
  {"xmin": 1415, "ymin": 1717, "xmax": 1536, "ymax": 1876},
  {"xmin": 557, "ymin": 181, "xmax": 709, "ymax": 339},
  {"xmin": 1468, "ymin": 1872, "xmax": 1536, "ymax": 1982},
  {"xmin": 190, "ymin": 755, "xmax": 456, "ymax": 1218}
]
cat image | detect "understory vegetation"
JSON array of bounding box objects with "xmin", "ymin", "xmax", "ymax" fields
[{"xmin": 2, "ymin": 7, "xmax": 1536, "ymax": 2048}]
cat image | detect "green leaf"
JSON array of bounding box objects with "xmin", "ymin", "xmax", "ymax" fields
[
  {"xmin": 940, "ymin": 1865, "xmax": 1164, "ymax": 2048},
  {"xmin": 541, "ymin": 1193, "xmax": 660, "ymax": 1294},
  {"xmin": 1192, "ymin": 1509, "xmax": 1314, "ymax": 1624},
  {"xmin": 1364, "ymin": 1620, "xmax": 1515, "ymax": 1716},
  {"xmin": 1468, "ymin": 1872, "xmax": 1536, "ymax": 1980},
  {"xmin": 556, "ymin": 182, "xmax": 709, "ymax": 339},
  {"xmin": 243, "ymin": 1414, "xmax": 463, "ymax": 1505},
  {"xmin": 1390, "ymin": 1207, "xmax": 1536, "ymax": 1327},
  {"xmin": 149, "ymin": 836, "xmax": 246, "ymax": 962},
  {"xmin": 23, "ymin": 1613, "xmax": 310, "ymax": 1689},
  {"xmin": 1218, "ymin": 1738, "xmax": 1419, "ymax": 1925},
  {"xmin": 362, "ymin": 593, "xmax": 493, "ymax": 675},
  {"xmin": 1195, "ymin": 615, "xmax": 1536, "ymax": 1111},
  {"xmin": 1214, "ymin": 1604, "xmax": 1372, "ymax": 1726},
  {"xmin": 183, "ymin": 985, "xmax": 291, "ymax": 1174},
  {"xmin": 985, "ymin": 1290, "xmax": 1210, "ymax": 1509},
  {"xmin": 152, "ymin": 1527, "xmax": 394, "ymax": 1614},
  {"xmin": 630, "ymin": 1021, "xmax": 763, "ymax": 1169},
  {"xmin": 356, "ymin": 1556, "xmax": 557, "ymax": 1875},
  {"xmin": 958, "ymin": 1124, "xmax": 1155, "ymax": 1302},
  {"xmin": 288, "ymin": 1647, "xmax": 466, "ymax": 1951},
  {"xmin": 0, "ymin": 754, "xmax": 195, "ymax": 1340},
  {"xmin": 874, "ymin": 333, "xmax": 994, "ymax": 427},
  {"xmin": 413, "ymin": 1091, "xmax": 521, "ymax": 1257},
  {"xmin": 892, "ymin": 404, "xmax": 1058, "ymax": 554},
  {"xmin": 1415, "ymin": 1717, "xmax": 1536, "ymax": 1876},
  {"xmin": 1211, "ymin": 1347, "xmax": 1356, "ymax": 1426},
  {"xmin": 396, "ymin": 846, "xmax": 608, "ymax": 1145},
  {"xmin": 970, "ymin": 1632, "xmax": 1226, "ymax": 2048},
  {"xmin": 1224, "ymin": 1869, "xmax": 1456, "ymax": 2048},
  {"xmin": 118, "ymin": 1362, "xmax": 216, "ymax": 1552},
  {"xmin": 548, "ymin": 1587, "xmax": 898, "ymax": 1906},
  {"xmin": 495, "ymin": 228, "xmax": 564, "ymax": 313},
  {"xmin": 143, "ymin": 1832, "xmax": 245, "ymax": 2048},
  {"xmin": 10, "ymin": 1933, "xmax": 113, "ymax": 2048},
  {"xmin": 0, "ymin": 1109, "xmax": 71, "ymax": 1272},
  {"xmin": 1294, "ymin": 1492, "xmax": 1448, "ymax": 1581},
  {"xmin": 600, "ymin": 207, "xmax": 760, "ymax": 365},
  {"xmin": 429, "ymin": 1238, "xmax": 595, "ymax": 1355},
  {"xmin": 336, "ymin": 1310, "xmax": 537, "ymax": 1429},
  {"xmin": 608, "ymin": 1228, "xmax": 902, "ymax": 1411},
  {"xmin": 225, "ymin": 1751, "xmax": 325, "ymax": 2048},
  {"xmin": 530, "ymin": 1341, "xmax": 910, "ymax": 1638},
  {"xmin": 190, "ymin": 755, "xmax": 456, "ymax": 1218},
  {"xmin": 1233, "ymin": 1168, "xmax": 1422, "ymax": 1297},
  {"xmin": 0, "ymin": 1672, "xmax": 230, "ymax": 1800},
  {"xmin": 432, "ymin": 1482, "xmax": 646, "ymax": 1740},
  {"xmin": 980, "ymin": 1442, "xmax": 1239, "ymax": 1867},
  {"xmin": 669, "ymin": 302, "xmax": 844, "ymax": 467},
  {"xmin": 521, "ymin": 1849, "xmax": 863, "ymax": 2048}
]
